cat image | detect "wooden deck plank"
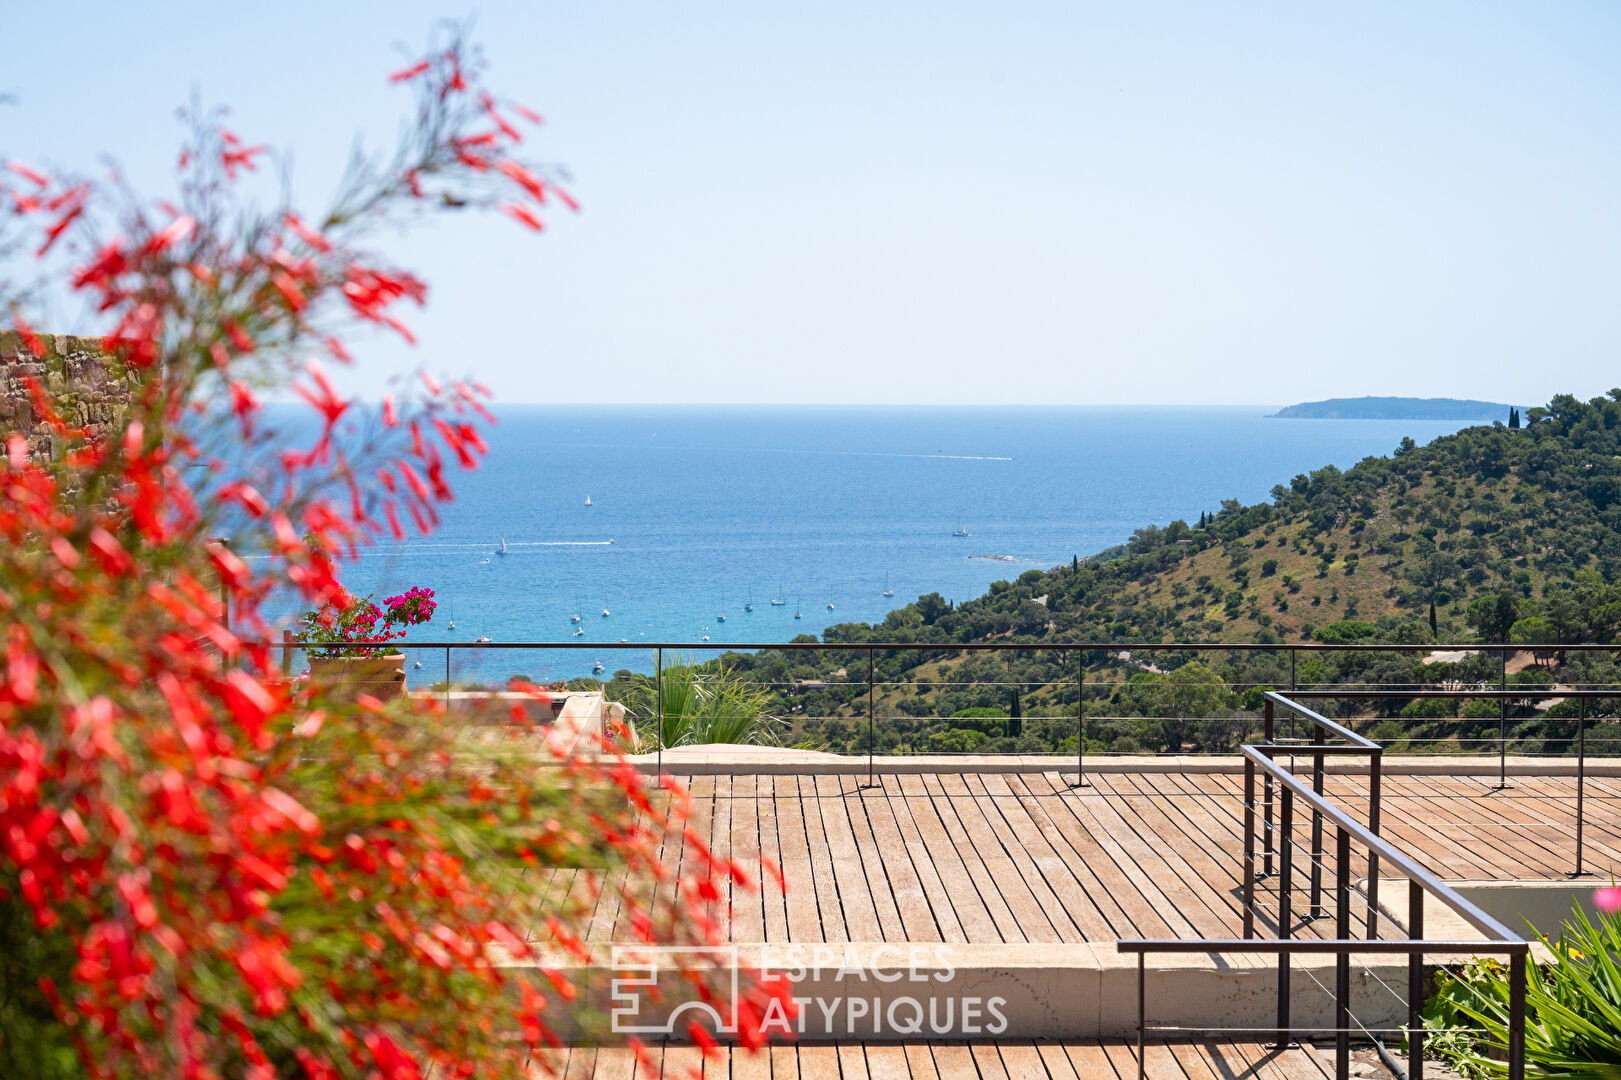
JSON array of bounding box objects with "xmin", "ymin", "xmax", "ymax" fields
[
  {"xmin": 776, "ymin": 775, "xmax": 835, "ymax": 941},
  {"xmin": 969, "ymin": 774, "xmax": 1109, "ymax": 941},
  {"xmin": 756, "ymin": 776, "xmax": 794, "ymax": 942},
  {"xmin": 840, "ymin": 776, "xmax": 919, "ymax": 942},
  {"xmin": 729, "ymin": 775, "xmax": 768, "ymax": 943},
  {"xmin": 996, "ymin": 1042, "xmax": 1055, "ymax": 1080},
  {"xmin": 890, "ymin": 773, "xmax": 1011, "ymax": 942},
  {"xmin": 815, "ymin": 773, "xmax": 885, "ymax": 941},
  {"xmin": 925, "ymin": 773, "xmax": 1060, "ymax": 942}
]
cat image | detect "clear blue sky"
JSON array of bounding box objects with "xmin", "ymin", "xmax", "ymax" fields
[{"xmin": 4, "ymin": 2, "xmax": 1619, "ymax": 405}]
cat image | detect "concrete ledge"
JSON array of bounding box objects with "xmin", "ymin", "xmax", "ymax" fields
[
  {"xmin": 620, "ymin": 749, "xmax": 1621, "ymax": 777},
  {"xmin": 502, "ymin": 940, "xmax": 1431, "ymax": 1041}
]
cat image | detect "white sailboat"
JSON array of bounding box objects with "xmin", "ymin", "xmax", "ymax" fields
[
  {"xmin": 952, "ymin": 523, "xmax": 969, "ymax": 537},
  {"xmin": 883, "ymin": 573, "xmax": 894, "ymax": 598},
  {"xmin": 717, "ymin": 594, "xmax": 726, "ymax": 622},
  {"xmin": 585, "ymin": 494, "xmax": 593, "ymax": 506},
  {"xmin": 771, "ymin": 584, "xmax": 786, "ymax": 606},
  {"xmin": 794, "ymin": 596, "xmax": 803, "ymax": 620},
  {"xmin": 498, "ymin": 535, "xmax": 508, "ymax": 554}
]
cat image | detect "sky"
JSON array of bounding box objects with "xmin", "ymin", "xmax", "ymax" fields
[{"xmin": 3, "ymin": 2, "xmax": 1619, "ymax": 405}]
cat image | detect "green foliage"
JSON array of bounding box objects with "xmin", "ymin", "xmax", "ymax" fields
[
  {"xmin": 1422, "ymin": 902, "xmax": 1621, "ymax": 1078},
  {"xmin": 624, "ymin": 655, "xmax": 783, "ymax": 748}
]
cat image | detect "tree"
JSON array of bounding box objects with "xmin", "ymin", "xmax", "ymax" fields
[
  {"xmin": 1508, "ymin": 407, "xmax": 1520, "ymax": 429},
  {"xmin": 0, "ymin": 29, "xmax": 782, "ymax": 1079},
  {"xmin": 1467, "ymin": 592, "xmax": 1520, "ymax": 643},
  {"xmin": 1429, "ymin": 599, "xmax": 1439, "ymax": 640},
  {"xmin": 1395, "ymin": 435, "xmax": 1417, "ymax": 456}
]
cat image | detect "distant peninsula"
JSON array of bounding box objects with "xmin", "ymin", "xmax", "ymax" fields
[{"xmin": 1269, "ymin": 396, "xmax": 1514, "ymax": 420}]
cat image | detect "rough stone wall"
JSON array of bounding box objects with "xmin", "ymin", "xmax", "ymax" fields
[{"xmin": 0, "ymin": 331, "xmax": 134, "ymax": 463}]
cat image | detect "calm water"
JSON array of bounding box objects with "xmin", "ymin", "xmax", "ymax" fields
[{"xmin": 270, "ymin": 406, "xmax": 1476, "ymax": 682}]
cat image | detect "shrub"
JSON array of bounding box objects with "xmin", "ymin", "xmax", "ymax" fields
[{"xmin": 1422, "ymin": 891, "xmax": 1621, "ymax": 1077}]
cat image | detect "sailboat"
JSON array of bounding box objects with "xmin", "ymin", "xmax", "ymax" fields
[
  {"xmin": 883, "ymin": 573, "xmax": 894, "ymax": 598},
  {"xmin": 716, "ymin": 594, "xmax": 726, "ymax": 623},
  {"xmin": 585, "ymin": 494, "xmax": 593, "ymax": 506},
  {"xmin": 498, "ymin": 535, "xmax": 508, "ymax": 555},
  {"xmin": 447, "ymin": 602, "xmax": 456, "ymax": 631},
  {"xmin": 573, "ymin": 627, "xmax": 585, "ymax": 637},
  {"xmin": 771, "ymin": 585, "xmax": 787, "ymax": 606},
  {"xmin": 570, "ymin": 594, "xmax": 582, "ymax": 623},
  {"xmin": 593, "ymin": 661, "xmax": 605, "ymax": 675},
  {"xmin": 952, "ymin": 523, "xmax": 969, "ymax": 537},
  {"xmin": 744, "ymin": 588, "xmax": 754, "ymax": 613},
  {"xmin": 826, "ymin": 601, "xmax": 835, "ymax": 611},
  {"xmin": 794, "ymin": 596, "xmax": 803, "ymax": 620}
]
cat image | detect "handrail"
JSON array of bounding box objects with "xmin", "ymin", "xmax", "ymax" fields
[
  {"xmin": 1117, "ymin": 690, "xmax": 1530, "ymax": 1080},
  {"xmin": 1263, "ymin": 690, "xmax": 1379, "ymax": 750},
  {"xmin": 1244, "ymin": 742, "xmax": 1520, "ymax": 945}
]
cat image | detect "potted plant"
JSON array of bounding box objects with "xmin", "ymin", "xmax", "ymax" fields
[{"xmin": 297, "ymin": 586, "xmax": 437, "ymax": 703}]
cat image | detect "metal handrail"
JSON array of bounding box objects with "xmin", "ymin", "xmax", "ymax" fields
[{"xmin": 1119, "ymin": 690, "xmax": 1531, "ymax": 1080}]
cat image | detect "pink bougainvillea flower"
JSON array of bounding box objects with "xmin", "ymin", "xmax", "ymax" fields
[{"xmin": 1595, "ymin": 886, "xmax": 1621, "ymax": 914}]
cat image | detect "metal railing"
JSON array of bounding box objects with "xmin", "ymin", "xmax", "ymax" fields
[{"xmin": 1119, "ymin": 690, "xmax": 1553, "ymax": 1080}]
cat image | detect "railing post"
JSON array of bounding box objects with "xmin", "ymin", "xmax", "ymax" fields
[
  {"xmin": 1336, "ymin": 828, "xmax": 1351, "ymax": 1080},
  {"xmin": 656, "ymin": 647, "xmax": 663, "ymax": 777},
  {"xmin": 281, "ymin": 628, "xmax": 294, "ymax": 677},
  {"xmin": 1499, "ymin": 648, "xmax": 1509, "ymax": 789},
  {"xmin": 1367, "ymin": 750, "xmax": 1382, "ymax": 938},
  {"xmin": 866, "ymin": 647, "xmax": 875, "ymax": 789},
  {"xmin": 1137, "ymin": 951, "xmax": 1146, "ymax": 1080},
  {"xmin": 1276, "ymin": 783, "xmax": 1294, "ymax": 1049},
  {"xmin": 1408, "ymin": 881, "xmax": 1424, "ymax": 1080},
  {"xmin": 1134, "ymin": 947, "xmax": 1147, "ymax": 1076},
  {"xmin": 1508, "ymin": 952, "xmax": 1526, "ymax": 1080},
  {"xmin": 1311, "ymin": 721, "xmax": 1325, "ymax": 919},
  {"xmin": 1074, "ymin": 649, "xmax": 1089, "ymax": 788},
  {"xmin": 1574, "ymin": 695, "xmax": 1587, "ymax": 877},
  {"xmin": 1243, "ymin": 755, "xmax": 1256, "ymax": 939},
  {"xmin": 444, "ymin": 646, "xmax": 450, "ymax": 714},
  {"xmin": 1263, "ymin": 698, "xmax": 1275, "ymax": 877}
]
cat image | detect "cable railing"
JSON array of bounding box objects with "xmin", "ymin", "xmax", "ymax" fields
[{"xmin": 1118, "ymin": 689, "xmax": 1573, "ymax": 1080}]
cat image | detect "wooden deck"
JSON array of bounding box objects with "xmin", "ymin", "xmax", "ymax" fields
[
  {"xmin": 557, "ymin": 770, "xmax": 1620, "ymax": 945},
  {"xmin": 537, "ymin": 1038, "xmax": 1359, "ymax": 1080}
]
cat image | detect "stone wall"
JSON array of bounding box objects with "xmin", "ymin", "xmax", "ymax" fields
[{"xmin": 0, "ymin": 331, "xmax": 134, "ymax": 463}]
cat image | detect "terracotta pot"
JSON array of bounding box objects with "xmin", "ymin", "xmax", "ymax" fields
[{"xmin": 307, "ymin": 653, "xmax": 408, "ymax": 704}]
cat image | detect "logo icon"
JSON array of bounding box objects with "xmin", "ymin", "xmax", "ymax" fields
[{"xmin": 610, "ymin": 945, "xmax": 740, "ymax": 1035}]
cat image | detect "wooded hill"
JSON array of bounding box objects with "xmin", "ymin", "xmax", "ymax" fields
[{"xmin": 598, "ymin": 392, "xmax": 1621, "ymax": 756}]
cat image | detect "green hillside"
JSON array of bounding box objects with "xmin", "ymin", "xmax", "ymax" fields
[{"xmin": 597, "ymin": 392, "xmax": 1621, "ymax": 756}]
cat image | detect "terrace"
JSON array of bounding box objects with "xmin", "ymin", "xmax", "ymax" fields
[{"xmin": 358, "ymin": 640, "xmax": 1621, "ymax": 1080}]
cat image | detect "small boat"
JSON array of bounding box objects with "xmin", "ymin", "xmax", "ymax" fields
[
  {"xmin": 771, "ymin": 586, "xmax": 786, "ymax": 607},
  {"xmin": 585, "ymin": 495, "xmax": 593, "ymax": 506},
  {"xmin": 571, "ymin": 594, "xmax": 582, "ymax": 623},
  {"xmin": 601, "ymin": 608, "xmax": 611, "ymax": 618},
  {"xmin": 826, "ymin": 602, "xmax": 835, "ymax": 611},
  {"xmin": 701, "ymin": 635, "xmax": 710, "ymax": 641},
  {"xmin": 570, "ymin": 613, "xmax": 581, "ymax": 623},
  {"xmin": 794, "ymin": 596, "xmax": 803, "ymax": 619},
  {"xmin": 498, "ymin": 535, "xmax": 508, "ymax": 555},
  {"xmin": 883, "ymin": 573, "xmax": 894, "ymax": 598},
  {"xmin": 952, "ymin": 523, "xmax": 969, "ymax": 537},
  {"xmin": 413, "ymin": 661, "xmax": 422, "ymax": 669},
  {"xmin": 593, "ymin": 661, "xmax": 605, "ymax": 674},
  {"xmin": 573, "ymin": 627, "xmax": 585, "ymax": 637},
  {"xmin": 474, "ymin": 635, "xmax": 492, "ymax": 643},
  {"xmin": 716, "ymin": 594, "xmax": 726, "ymax": 623}
]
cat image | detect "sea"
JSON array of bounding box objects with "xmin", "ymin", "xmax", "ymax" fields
[{"xmin": 260, "ymin": 406, "xmax": 1480, "ymax": 684}]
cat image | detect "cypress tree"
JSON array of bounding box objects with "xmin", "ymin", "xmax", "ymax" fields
[
  {"xmin": 1429, "ymin": 599, "xmax": 1438, "ymax": 639},
  {"xmin": 1509, "ymin": 407, "xmax": 1520, "ymax": 430},
  {"xmin": 1072, "ymin": 554, "xmax": 1079, "ymax": 572}
]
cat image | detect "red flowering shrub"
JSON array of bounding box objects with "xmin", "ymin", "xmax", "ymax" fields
[{"xmin": 0, "ymin": 25, "xmax": 784, "ymax": 1080}]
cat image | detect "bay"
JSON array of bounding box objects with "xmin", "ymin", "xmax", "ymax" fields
[{"xmin": 299, "ymin": 405, "xmax": 1477, "ymax": 683}]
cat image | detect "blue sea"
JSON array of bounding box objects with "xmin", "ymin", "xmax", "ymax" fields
[{"xmin": 276, "ymin": 406, "xmax": 1479, "ymax": 683}]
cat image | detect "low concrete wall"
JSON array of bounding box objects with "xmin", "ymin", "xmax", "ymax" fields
[
  {"xmin": 500, "ymin": 941, "xmax": 1420, "ymax": 1041},
  {"xmin": 623, "ymin": 749, "xmax": 1621, "ymax": 777}
]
